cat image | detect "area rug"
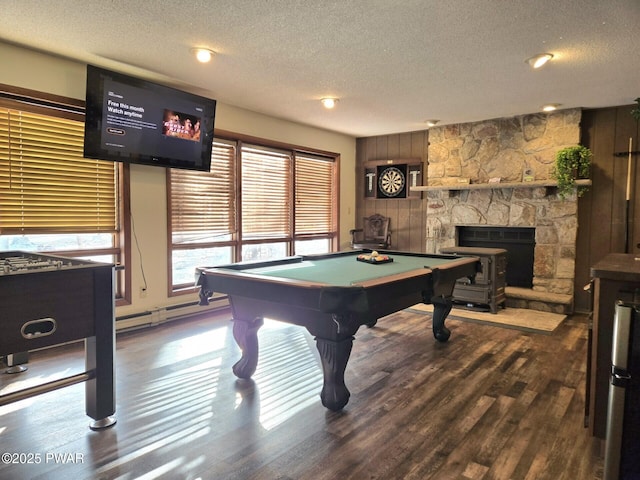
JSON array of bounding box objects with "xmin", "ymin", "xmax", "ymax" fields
[{"xmin": 407, "ymin": 303, "xmax": 566, "ymax": 335}]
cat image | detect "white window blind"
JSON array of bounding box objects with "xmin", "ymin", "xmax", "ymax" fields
[
  {"xmin": 170, "ymin": 140, "xmax": 236, "ymax": 242},
  {"xmin": 0, "ymin": 107, "xmax": 117, "ymax": 233},
  {"xmin": 241, "ymin": 145, "xmax": 292, "ymax": 240},
  {"xmin": 295, "ymin": 154, "xmax": 335, "ymax": 235}
]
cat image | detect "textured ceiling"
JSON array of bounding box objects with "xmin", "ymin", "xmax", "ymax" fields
[{"xmin": 1, "ymin": 0, "xmax": 639, "ymax": 137}]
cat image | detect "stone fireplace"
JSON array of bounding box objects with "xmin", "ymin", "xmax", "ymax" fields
[{"xmin": 422, "ymin": 109, "xmax": 582, "ymax": 314}]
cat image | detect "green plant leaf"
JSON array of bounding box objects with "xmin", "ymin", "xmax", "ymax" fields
[
  {"xmin": 632, "ymin": 97, "xmax": 640, "ymax": 121},
  {"xmin": 552, "ymin": 145, "xmax": 592, "ymax": 199}
]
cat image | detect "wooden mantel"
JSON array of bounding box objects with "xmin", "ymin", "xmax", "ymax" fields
[{"xmin": 410, "ymin": 179, "xmax": 592, "ymax": 192}]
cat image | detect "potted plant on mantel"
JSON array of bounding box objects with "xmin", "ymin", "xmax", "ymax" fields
[{"xmin": 552, "ymin": 145, "xmax": 592, "ymax": 199}]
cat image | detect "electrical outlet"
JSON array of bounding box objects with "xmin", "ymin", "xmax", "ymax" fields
[{"xmin": 139, "ymin": 286, "xmax": 147, "ymax": 298}]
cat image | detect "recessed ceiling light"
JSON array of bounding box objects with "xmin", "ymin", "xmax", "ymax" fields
[
  {"xmin": 424, "ymin": 119, "xmax": 439, "ymax": 127},
  {"xmin": 526, "ymin": 53, "xmax": 553, "ymax": 69},
  {"xmin": 191, "ymin": 47, "xmax": 215, "ymax": 63},
  {"xmin": 542, "ymin": 103, "xmax": 561, "ymax": 112},
  {"xmin": 321, "ymin": 98, "xmax": 338, "ymax": 109}
]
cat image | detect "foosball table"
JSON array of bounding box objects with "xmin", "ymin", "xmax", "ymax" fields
[{"xmin": 0, "ymin": 251, "xmax": 116, "ymax": 430}]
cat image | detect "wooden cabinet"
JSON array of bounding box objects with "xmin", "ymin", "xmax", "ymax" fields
[{"xmin": 589, "ymin": 253, "xmax": 640, "ymax": 439}]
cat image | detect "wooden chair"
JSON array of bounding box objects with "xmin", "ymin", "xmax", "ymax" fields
[{"xmin": 350, "ymin": 214, "xmax": 391, "ymax": 250}]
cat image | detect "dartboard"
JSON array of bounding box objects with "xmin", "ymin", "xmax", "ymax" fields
[{"xmin": 378, "ymin": 166, "xmax": 405, "ymax": 197}]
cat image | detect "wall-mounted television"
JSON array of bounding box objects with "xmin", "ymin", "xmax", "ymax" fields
[{"xmin": 84, "ymin": 65, "xmax": 216, "ymax": 171}]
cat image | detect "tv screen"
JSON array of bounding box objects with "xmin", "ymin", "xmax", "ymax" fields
[{"xmin": 84, "ymin": 65, "xmax": 216, "ymax": 171}]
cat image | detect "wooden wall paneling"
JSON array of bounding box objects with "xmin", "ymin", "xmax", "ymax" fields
[
  {"xmin": 375, "ymin": 134, "xmax": 388, "ymax": 166},
  {"xmin": 387, "ymin": 134, "xmax": 402, "ymax": 251},
  {"xmin": 360, "ymin": 136, "xmax": 371, "ymax": 215},
  {"xmin": 394, "ymin": 197, "xmax": 410, "ymax": 249},
  {"xmin": 398, "ymin": 133, "xmax": 412, "ymax": 158},
  {"xmin": 355, "ymin": 137, "xmax": 374, "ymax": 244},
  {"xmin": 387, "ymin": 133, "xmax": 400, "ymax": 157},
  {"xmin": 365, "ymin": 137, "xmax": 380, "ymax": 218},
  {"xmin": 576, "ymin": 108, "xmax": 617, "ymax": 312},
  {"xmin": 355, "ymin": 137, "xmax": 367, "ymax": 217},
  {"xmin": 367, "ymin": 136, "xmax": 393, "ymax": 218},
  {"xmin": 613, "ymin": 106, "xmax": 640, "ymax": 254},
  {"xmin": 400, "ymin": 131, "xmax": 424, "ymax": 252},
  {"xmin": 631, "ymin": 116, "xmax": 640, "ymax": 254},
  {"xmin": 575, "ymin": 113, "xmax": 594, "ymax": 312},
  {"xmin": 610, "ymin": 107, "xmax": 634, "ymax": 253},
  {"xmin": 576, "ymin": 106, "xmax": 640, "ymax": 312},
  {"xmin": 396, "ymin": 132, "xmax": 414, "ymax": 250},
  {"xmin": 353, "ymin": 137, "xmax": 366, "ymax": 246},
  {"xmin": 385, "ymin": 135, "xmax": 402, "ymax": 249},
  {"xmin": 391, "ymin": 131, "xmax": 426, "ymax": 252},
  {"xmin": 355, "ymin": 130, "xmax": 429, "ymax": 253},
  {"xmin": 575, "ymin": 106, "xmax": 638, "ymax": 312},
  {"xmin": 410, "ymin": 131, "xmax": 428, "ymax": 252},
  {"xmin": 384, "ymin": 134, "xmax": 403, "ymax": 249},
  {"xmin": 590, "ymin": 108, "xmax": 620, "ymax": 253}
]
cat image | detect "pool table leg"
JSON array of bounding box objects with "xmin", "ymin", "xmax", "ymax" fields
[
  {"xmin": 231, "ymin": 318, "xmax": 264, "ymax": 379},
  {"xmin": 430, "ymin": 295, "xmax": 453, "ymax": 342},
  {"xmin": 314, "ymin": 336, "xmax": 353, "ymax": 411}
]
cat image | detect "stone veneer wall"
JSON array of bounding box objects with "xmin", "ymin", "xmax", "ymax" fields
[{"xmin": 425, "ymin": 109, "xmax": 582, "ymax": 311}]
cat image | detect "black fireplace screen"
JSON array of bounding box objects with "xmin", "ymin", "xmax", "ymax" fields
[{"xmin": 457, "ymin": 226, "xmax": 535, "ymax": 288}]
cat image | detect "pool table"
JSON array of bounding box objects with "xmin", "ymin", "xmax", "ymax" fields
[{"xmin": 196, "ymin": 249, "xmax": 479, "ymax": 411}]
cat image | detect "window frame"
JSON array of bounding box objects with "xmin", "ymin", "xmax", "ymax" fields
[{"xmin": 167, "ymin": 129, "xmax": 339, "ymax": 295}]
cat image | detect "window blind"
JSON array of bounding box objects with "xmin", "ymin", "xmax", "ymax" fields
[
  {"xmin": 294, "ymin": 154, "xmax": 335, "ymax": 234},
  {"xmin": 241, "ymin": 146, "xmax": 291, "ymax": 239},
  {"xmin": 170, "ymin": 140, "xmax": 236, "ymax": 241},
  {"xmin": 0, "ymin": 107, "xmax": 117, "ymax": 233}
]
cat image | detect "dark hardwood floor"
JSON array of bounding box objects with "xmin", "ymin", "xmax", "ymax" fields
[{"xmin": 0, "ymin": 309, "xmax": 604, "ymax": 480}]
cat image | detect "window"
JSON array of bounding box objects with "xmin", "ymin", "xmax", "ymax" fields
[
  {"xmin": 169, "ymin": 140, "xmax": 236, "ymax": 286},
  {"xmin": 294, "ymin": 153, "xmax": 336, "ymax": 255},
  {"xmin": 241, "ymin": 145, "xmax": 291, "ymax": 241},
  {"xmin": 0, "ymin": 85, "xmax": 129, "ymax": 302},
  {"xmin": 168, "ymin": 136, "xmax": 338, "ymax": 293}
]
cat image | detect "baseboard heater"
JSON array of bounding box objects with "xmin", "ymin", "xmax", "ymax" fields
[{"xmin": 115, "ymin": 294, "xmax": 229, "ymax": 332}]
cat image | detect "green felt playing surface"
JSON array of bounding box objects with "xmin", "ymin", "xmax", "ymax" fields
[{"xmin": 240, "ymin": 253, "xmax": 458, "ymax": 286}]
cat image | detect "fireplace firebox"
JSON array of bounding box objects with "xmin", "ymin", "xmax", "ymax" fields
[{"xmin": 457, "ymin": 226, "xmax": 535, "ymax": 288}]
